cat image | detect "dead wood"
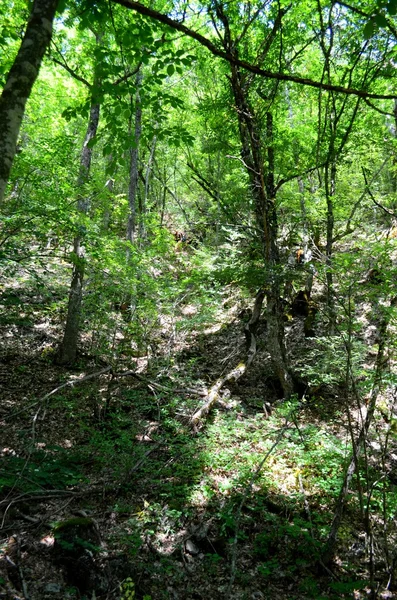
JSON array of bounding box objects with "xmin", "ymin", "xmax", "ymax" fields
[{"xmin": 190, "ymin": 290, "xmax": 265, "ymax": 429}]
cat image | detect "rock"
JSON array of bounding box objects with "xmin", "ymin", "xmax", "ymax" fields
[
  {"xmin": 45, "ymin": 583, "xmax": 61, "ymax": 593},
  {"xmin": 185, "ymin": 539, "xmax": 200, "ymax": 555}
]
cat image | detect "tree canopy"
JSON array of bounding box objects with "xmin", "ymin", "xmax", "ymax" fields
[{"xmin": 1, "ymin": 0, "xmax": 397, "ymax": 597}]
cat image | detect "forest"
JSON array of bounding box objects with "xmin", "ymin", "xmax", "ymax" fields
[{"xmin": 1, "ymin": 0, "xmax": 397, "ymax": 598}]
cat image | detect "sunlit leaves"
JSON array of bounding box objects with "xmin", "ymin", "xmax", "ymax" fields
[
  {"xmin": 363, "ymin": 20, "xmax": 375, "ymax": 39},
  {"xmin": 375, "ymin": 12, "xmax": 388, "ymax": 26},
  {"xmin": 364, "ymin": 0, "xmax": 397, "ymax": 38}
]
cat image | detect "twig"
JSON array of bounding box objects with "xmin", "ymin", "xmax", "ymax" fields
[
  {"xmin": 6, "ymin": 366, "xmax": 112, "ymax": 419},
  {"xmin": 362, "ymin": 166, "xmax": 397, "ymax": 218},
  {"xmin": 16, "ymin": 536, "xmax": 30, "ymax": 599},
  {"xmin": 127, "ymin": 444, "xmax": 161, "ymax": 475},
  {"xmin": 226, "ymin": 422, "xmax": 291, "ymax": 597},
  {"xmin": 322, "ymin": 299, "xmax": 390, "ymax": 564}
]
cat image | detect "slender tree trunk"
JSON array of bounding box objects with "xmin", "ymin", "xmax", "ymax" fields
[
  {"xmin": 160, "ymin": 167, "xmax": 167, "ymax": 226},
  {"xmin": 103, "ymin": 174, "xmax": 114, "ymax": 230},
  {"xmin": 325, "ymin": 159, "xmax": 336, "ymax": 334},
  {"xmin": 57, "ymin": 43, "xmax": 102, "ymax": 365},
  {"xmin": 393, "ymin": 99, "xmax": 397, "ymax": 199},
  {"xmin": 140, "ymin": 134, "xmax": 156, "ymax": 239},
  {"xmin": 127, "ymin": 70, "xmax": 142, "ymax": 246},
  {"xmin": 0, "ymin": 0, "xmax": 59, "ymax": 203}
]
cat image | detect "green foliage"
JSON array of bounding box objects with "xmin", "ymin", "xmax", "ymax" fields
[
  {"xmin": 2, "ymin": 1, "xmax": 397, "ymax": 597},
  {"xmin": 120, "ymin": 578, "xmax": 135, "ymax": 600},
  {"xmin": 329, "ymin": 579, "xmax": 367, "ymax": 594},
  {"xmin": 0, "ymin": 448, "xmax": 86, "ymax": 494}
]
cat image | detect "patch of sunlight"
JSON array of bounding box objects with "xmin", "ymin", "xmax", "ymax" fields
[
  {"xmin": 1, "ymin": 447, "xmax": 17, "ymax": 456},
  {"xmin": 180, "ymin": 304, "xmax": 197, "ymax": 316},
  {"xmin": 203, "ymin": 324, "xmax": 222, "ymax": 335},
  {"xmin": 40, "ymin": 535, "xmax": 55, "ymax": 548}
]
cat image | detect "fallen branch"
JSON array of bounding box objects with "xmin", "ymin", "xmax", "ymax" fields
[
  {"xmin": 115, "ymin": 368, "xmax": 208, "ymax": 397},
  {"xmin": 190, "ymin": 363, "xmax": 247, "ymax": 428},
  {"xmin": 190, "ymin": 290, "xmax": 265, "ymax": 428},
  {"xmin": 16, "ymin": 536, "xmax": 31, "ymax": 600},
  {"xmin": 127, "ymin": 443, "xmax": 161, "ymax": 476},
  {"xmin": 6, "ymin": 366, "xmax": 112, "ymax": 419},
  {"xmin": 0, "ymin": 490, "xmax": 83, "ymax": 529}
]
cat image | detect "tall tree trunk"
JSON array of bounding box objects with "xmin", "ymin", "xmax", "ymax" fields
[
  {"xmin": 0, "ymin": 0, "xmax": 59, "ymax": 203},
  {"xmin": 229, "ymin": 62, "xmax": 293, "ymax": 398},
  {"xmin": 141, "ymin": 134, "xmax": 156, "ymax": 239},
  {"xmin": 127, "ymin": 70, "xmax": 142, "ymax": 246},
  {"xmin": 325, "ymin": 159, "xmax": 336, "ymax": 334},
  {"xmin": 57, "ymin": 40, "xmax": 102, "ymax": 365},
  {"xmin": 103, "ymin": 173, "xmax": 114, "ymax": 230},
  {"xmin": 393, "ymin": 99, "xmax": 397, "ymax": 200}
]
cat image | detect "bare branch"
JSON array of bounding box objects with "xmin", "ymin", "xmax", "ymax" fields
[
  {"xmin": 362, "ymin": 166, "xmax": 397, "ymax": 217},
  {"xmin": 51, "ymin": 56, "xmax": 91, "ymax": 88}
]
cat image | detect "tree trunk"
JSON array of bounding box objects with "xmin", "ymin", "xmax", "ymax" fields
[
  {"xmin": 103, "ymin": 172, "xmax": 114, "ymax": 230},
  {"xmin": 0, "ymin": 0, "xmax": 59, "ymax": 203},
  {"xmin": 393, "ymin": 99, "xmax": 397, "ymax": 200},
  {"xmin": 325, "ymin": 160, "xmax": 336, "ymax": 334},
  {"xmin": 57, "ymin": 55, "xmax": 101, "ymax": 365},
  {"xmin": 229, "ymin": 59, "xmax": 293, "ymax": 398},
  {"xmin": 127, "ymin": 70, "xmax": 142, "ymax": 246},
  {"xmin": 141, "ymin": 134, "xmax": 156, "ymax": 239}
]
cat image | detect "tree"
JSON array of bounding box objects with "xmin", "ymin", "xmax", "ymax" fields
[
  {"xmin": 56, "ymin": 32, "xmax": 103, "ymax": 365},
  {"xmin": 0, "ymin": 0, "xmax": 59, "ymax": 203}
]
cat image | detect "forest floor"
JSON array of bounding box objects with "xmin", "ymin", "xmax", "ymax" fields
[{"xmin": 1, "ymin": 254, "xmax": 397, "ymax": 600}]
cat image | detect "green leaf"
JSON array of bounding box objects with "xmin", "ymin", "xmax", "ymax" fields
[
  {"xmin": 375, "ymin": 12, "xmax": 388, "ymax": 26},
  {"xmin": 167, "ymin": 63, "xmax": 175, "ymax": 76},
  {"xmin": 103, "ymin": 145, "xmax": 112, "ymax": 157},
  {"xmin": 122, "ymin": 32, "xmax": 133, "ymax": 47},
  {"xmin": 363, "ymin": 20, "xmax": 375, "ymax": 38},
  {"xmin": 114, "ymin": 105, "xmax": 122, "ymax": 116},
  {"xmin": 56, "ymin": 0, "xmax": 68, "ymax": 14},
  {"xmin": 86, "ymin": 137, "xmax": 98, "ymax": 149},
  {"xmin": 387, "ymin": 0, "xmax": 397, "ymax": 14},
  {"xmin": 330, "ymin": 580, "xmax": 366, "ymax": 593},
  {"xmin": 386, "ymin": 2, "xmax": 397, "ymax": 16}
]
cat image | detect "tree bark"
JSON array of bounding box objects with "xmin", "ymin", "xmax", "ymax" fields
[
  {"xmin": 127, "ymin": 69, "xmax": 142, "ymax": 246},
  {"xmin": 226, "ymin": 44, "xmax": 293, "ymax": 397},
  {"xmin": 0, "ymin": 0, "xmax": 59, "ymax": 203},
  {"xmin": 141, "ymin": 134, "xmax": 157, "ymax": 239},
  {"xmin": 57, "ymin": 40, "xmax": 102, "ymax": 365},
  {"xmin": 325, "ymin": 159, "xmax": 336, "ymax": 334}
]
